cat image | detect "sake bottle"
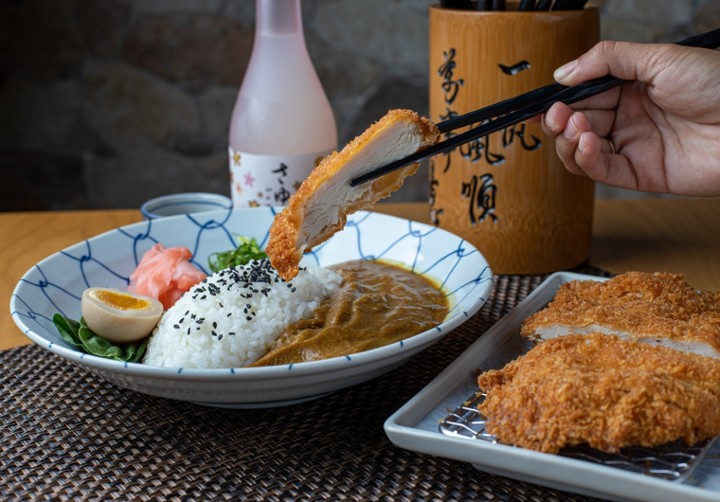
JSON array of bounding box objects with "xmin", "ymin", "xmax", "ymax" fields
[{"xmin": 229, "ymin": 0, "xmax": 337, "ymax": 207}]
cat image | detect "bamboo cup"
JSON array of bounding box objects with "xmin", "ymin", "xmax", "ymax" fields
[{"xmin": 428, "ymin": 4, "xmax": 599, "ymax": 274}]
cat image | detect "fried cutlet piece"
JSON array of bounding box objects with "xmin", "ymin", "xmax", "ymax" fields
[
  {"xmin": 477, "ymin": 333, "xmax": 720, "ymax": 454},
  {"xmin": 521, "ymin": 272, "xmax": 720, "ymax": 359},
  {"xmin": 266, "ymin": 109, "xmax": 439, "ymax": 281}
]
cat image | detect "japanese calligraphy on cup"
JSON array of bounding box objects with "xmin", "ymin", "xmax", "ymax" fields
[{"xmin": 428, "ymin": 5, "xmax": 599, "ymax": 274}]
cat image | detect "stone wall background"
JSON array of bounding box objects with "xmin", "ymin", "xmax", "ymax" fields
[{"xmin": 1, "ymin": 0, "xmax": 718, "ymax": 211}]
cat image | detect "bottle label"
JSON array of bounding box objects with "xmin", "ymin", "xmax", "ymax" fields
[{"xmin": 228, "ymin": 147, "xmax": 333, "ymax": 207}]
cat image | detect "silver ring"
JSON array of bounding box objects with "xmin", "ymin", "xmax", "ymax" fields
[{"xmin": 608, "ymin": 139, "xmax": 616, "ymax": 155}]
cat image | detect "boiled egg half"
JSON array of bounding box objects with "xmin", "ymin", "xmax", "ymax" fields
[{"xmin": 81, "ymin": 287, "xmax": 163, "ymax": 343}]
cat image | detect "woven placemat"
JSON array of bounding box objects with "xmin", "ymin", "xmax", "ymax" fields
[{"xmin": 1, "ymin": 266, "xmax": 610, "ymax": 501}]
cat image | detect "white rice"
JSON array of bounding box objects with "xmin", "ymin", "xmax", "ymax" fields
[{"xmin": 143, "ymin": 258, "xmax": 342, "ymax": 368}]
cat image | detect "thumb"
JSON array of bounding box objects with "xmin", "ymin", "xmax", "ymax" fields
[{"xmin": 553, "ymin": 40, "xmax": 665, "ymax": 85}]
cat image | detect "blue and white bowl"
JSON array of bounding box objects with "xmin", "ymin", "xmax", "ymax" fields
[{"xmin": 10, "ymin": 208, "xmax": 493, "ymax": 408}]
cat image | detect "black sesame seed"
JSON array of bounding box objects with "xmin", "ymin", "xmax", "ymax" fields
[{"xmin": 173, "ymin": 324, "xmax": 180, "ymax": 329}]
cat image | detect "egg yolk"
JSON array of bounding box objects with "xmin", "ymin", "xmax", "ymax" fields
[{"xmin": 95, "ymin": 289, "xmax": 152, "ymax": 311}]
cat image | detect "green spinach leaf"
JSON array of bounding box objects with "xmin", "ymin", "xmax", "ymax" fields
[{"xmin": 52, "ymin": 313, "xmax": 149, "ymax": 363}]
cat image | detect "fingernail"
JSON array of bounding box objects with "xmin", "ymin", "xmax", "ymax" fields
[
  {"xmin": 563, "ymin": 116, "xmax": 579, "ymax": 140},
  {"xmin": 553, "ymin": 60, "xmax": 577, "ymax": 82},
  {"xmin": 578, "ymin": 134, "xmax": 587, "ymax": 153},
  {"xmin": 543, "ymin": 113, "xmax": 556, "ymax": 131}
]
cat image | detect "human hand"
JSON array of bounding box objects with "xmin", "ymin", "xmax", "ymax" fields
[{"xmin": 541, "ymin": 41, "xmax": 720, "ymax": 196}]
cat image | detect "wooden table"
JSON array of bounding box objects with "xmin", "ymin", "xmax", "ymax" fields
[{"xmin": 3, "ymin": 198, "xmax": 720, "ymax": 350}]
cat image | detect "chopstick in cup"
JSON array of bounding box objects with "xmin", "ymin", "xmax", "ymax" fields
[
  {"xmin": 551, "ymin": 0, "xmax": 587, "ymax": 10},
  {"xmin": 349, "ymin": 27, "xmax": 720, "ymax": 187},
  {"xmin": 440, "ymin": 0, "xmax": 476, "ymax": 9}
]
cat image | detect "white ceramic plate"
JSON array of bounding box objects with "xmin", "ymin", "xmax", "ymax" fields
[
  {"xmin": 384, "ymin": 272, "xmax": 720, "ymax": 502},
  {"xmin": 10, "ymin": 207, "xmax": 493, "ymax": 408}
]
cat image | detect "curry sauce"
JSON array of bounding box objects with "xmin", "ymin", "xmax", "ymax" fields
[{"xmin": 251, "ymin": 260, "xmax": 449, "ymax": 366}]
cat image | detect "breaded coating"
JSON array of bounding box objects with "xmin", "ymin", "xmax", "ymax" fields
[
  {"xmin": 521, "ymin": 272, "xmax": 720, "ymax": 358},
  {"xmin": 266, "ymin": 109, "xmax": 439, "ymax": 281},
  {"xmin": 477, "ymin": 334, "xmax": 720, "ymax": 454}
]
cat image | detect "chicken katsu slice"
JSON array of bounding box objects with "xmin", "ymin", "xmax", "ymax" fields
[
  {"xmin": 521, "ymin": 272, "xmax": 720, "ymax": 359},
  {"xmin": 477, "ymin": 333, "xmax": 720, "ymax": 454},
  {"xmin": 266, "ymin": 109, "xmax": 440, "ymax": 281}
]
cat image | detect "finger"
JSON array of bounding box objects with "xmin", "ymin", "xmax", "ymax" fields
[
  {"xmin": 542, "ymin": 102, "xmax": 574, "ymax": 136},
  {"xmin": 577, "ymin": 109, "xmax": 617, "ymax": 138},
  {"xmin": 574, "ymin": 132, "xmax": 608, "ymax": 181},
  {"xmin": 575, "ymin": 131, "xmax": 617, "ymax": 167},
  {"xmin": 576, "ymin": 132, "xmax": 639, "ymax": 189},
  {"xmin": 543, "ymin": 100, "xmax": 617, "ymax": 139},
  {"xmin": 553, "ymin": 40, "xmax": 672, "ymax": 86},
  {"xmin": 553, "ymin": 111, "xmax": 592, "ymax": 176}
]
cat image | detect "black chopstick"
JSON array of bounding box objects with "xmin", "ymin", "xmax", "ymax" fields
[
  {"xmin": 551, "ymin": 0, "xmax": 587, "ymax": 10},
  {"xmin": 518, "ymin": 0, "xmax": 535, "ymax": 10},
  {"xmin": 349, "ymin": 27, "xmax": 720, "ymax": 187},
  {"xmin": 436, "ymin": 81, "xmax": 565, "ymax": 133},
  {"xmin": 439, "ymin": 0, "xmax": 475, "ymax": 9},
  {"xmin": 349, "ymin": 77, "xmax": 621, "ymax": 187}
]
